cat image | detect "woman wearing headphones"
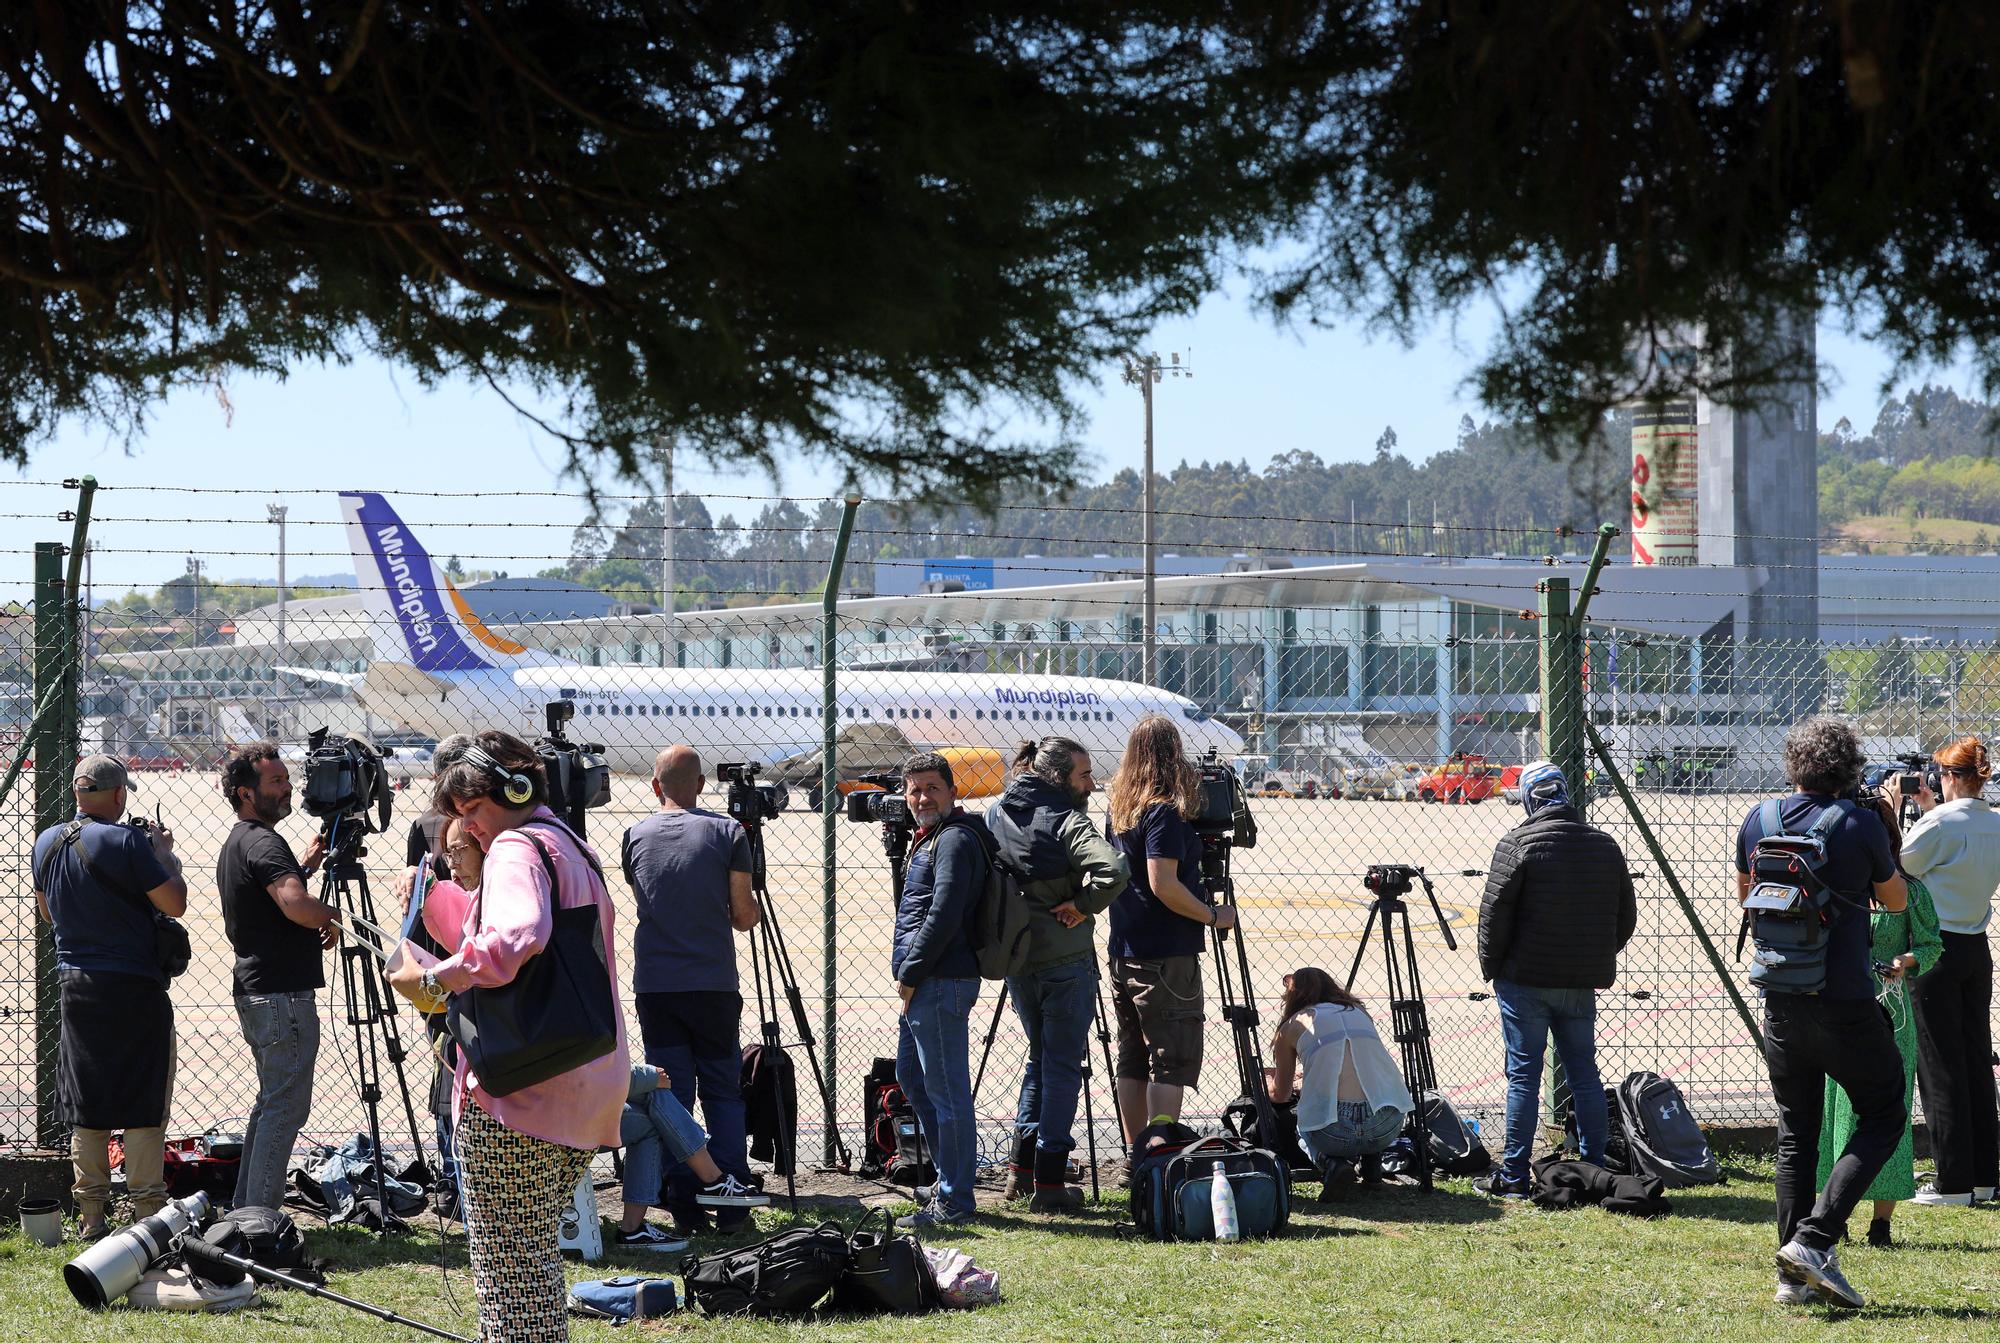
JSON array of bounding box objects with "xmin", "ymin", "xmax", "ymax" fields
[
  {"xmin": 1899, "ymin": 736, "xmax": 2000, "ymax": 1208},
  {"xmin": 388, "ymin": 730, "xmax": 629, "ymax": 1343}
]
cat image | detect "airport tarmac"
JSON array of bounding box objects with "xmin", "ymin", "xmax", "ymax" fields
[{"xmin": 1, "ymin": 772, "xmax": 1776, "ymax": 1158}]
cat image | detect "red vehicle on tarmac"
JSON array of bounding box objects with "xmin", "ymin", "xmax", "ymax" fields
[{"xmin": 1415, "ymin": 752, "xmax": 1498, "ymax": 804}]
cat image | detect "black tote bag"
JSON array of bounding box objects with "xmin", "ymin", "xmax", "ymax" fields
[{"xmin": 446, "ymin": 823, "xmax": 618, "ymax": 1097}]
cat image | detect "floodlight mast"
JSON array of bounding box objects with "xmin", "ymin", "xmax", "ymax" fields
[{"xmin": 1120, "ymin": 350, "xmax": 1193, "ymax": 688}]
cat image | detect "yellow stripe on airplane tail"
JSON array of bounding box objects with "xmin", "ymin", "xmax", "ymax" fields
[{"xmin": 445, "ymin": 578, "xmax": 531, "ymax": 656}]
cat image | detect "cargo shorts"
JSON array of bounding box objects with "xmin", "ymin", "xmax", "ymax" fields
[{"xmin": 1110, "ymin": 955, "xmax": 1205, "ymax": 1088}]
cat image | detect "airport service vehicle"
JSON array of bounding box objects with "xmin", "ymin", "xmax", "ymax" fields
[
  {"xmin": 1415, "ymin": 754, "xmax": 1497, "ymax": 804},
  {"xmin": 291, "ymin": 492, "xmax": 1244, "ymax": 790}
]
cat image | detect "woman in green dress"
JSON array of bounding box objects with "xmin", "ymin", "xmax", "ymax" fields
[{"xmin": 1817, "ymin": 874, "xmax": 1944, "ymax": 1247}]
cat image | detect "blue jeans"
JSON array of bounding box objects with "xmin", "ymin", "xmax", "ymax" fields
[
  {"xmin": 897, "ymin": 977, "xmax": 979, "ymax": 1217},
  {"xmin": 636, "ymin": 991, "xmax": 749, "ymax": 1212},
  {"xmin": 1008, "ymin": 959, "xmax": 1097, "ymax": 1156},
  {"xmin": 1494, "ymin": 978, "xmax": 1606, "ymax": 1181},
  {"xmin": 233, "ymin": 990, "xmax": 320, "ymax": 1210},
  {"xmin": 619, "ymin": 1087, "xmax": 710, "ymax": 1207},
  {"xmin": 1301, "ymin": 1101, "xmax": 1406, "ymax": 1168}
]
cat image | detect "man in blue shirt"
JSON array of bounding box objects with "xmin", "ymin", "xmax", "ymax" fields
[
  {"xmin": 890, "ymin": 752, "xmax": 988, "ymax": 1230},
  {"xmin": 33, "ymin": 754, "xmax": 187, "ymax": 1240},
  {"xmin": 1736, "ymin": 717, "xmax": 1908, "ymax": 1310}
]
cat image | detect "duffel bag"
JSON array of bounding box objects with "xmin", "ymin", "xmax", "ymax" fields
[{"xmin": 1132, "ymin": 1132, "xmax": 1289, "ymax": 1242}]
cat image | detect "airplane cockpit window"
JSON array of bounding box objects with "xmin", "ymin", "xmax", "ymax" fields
[{"xmin": 1181, "ymin": 705, "xmax": 1210, "ymax": 722}]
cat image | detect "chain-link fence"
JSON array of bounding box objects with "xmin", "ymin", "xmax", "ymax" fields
[{"xmin": 3, "ymin": 504, "xmax": 1984, "ymax": 1173}]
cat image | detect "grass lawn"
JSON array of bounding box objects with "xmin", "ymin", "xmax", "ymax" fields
[{"xmin": 5, "ymin": 1158, "xmax": 2000, "ymax": 1342}]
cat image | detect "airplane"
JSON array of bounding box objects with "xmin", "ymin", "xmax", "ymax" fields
[{"xmin": 286, "ymin": 491, "xmax": 1245, "ymax": 796}]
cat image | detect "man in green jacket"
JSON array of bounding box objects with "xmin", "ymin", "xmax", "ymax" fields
[{"xmin": 985, "ymin": 736, "xmax": 1130, "ymax": 1211}]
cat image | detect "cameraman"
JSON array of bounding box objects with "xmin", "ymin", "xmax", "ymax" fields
[
  {"xmin": 1899, "ymin": 736, "xmax": 2000, "ymax": 1207},
  {"xmin": 987, "ymin": 736, "xmax": 1129, "ymax": 1211},
  {"xmin": 33, "ymin": 755, "xmax": 187, "ymax": 1239},
  {"xmin": 1104, "ymin": 714, "xmax": 1231, "ymax": 1147},
  {"xmin": 1474, "ymin": 760, "xmax": 1635, "ymax": 1201},
  {"xmin": 889, "ymin": 752, "xmax": 988, "ymax": 1230},
  {"xmin": 218, "ymin": 742, "xmax": 335, "ymax": 1212},
  {"xmin": 1737, "ymin": 717, "xmax": 1907, "ymax": 1310},
  {"xmin": 622, "ymin": 744, "xmax": 760, "ymax": 1235}
]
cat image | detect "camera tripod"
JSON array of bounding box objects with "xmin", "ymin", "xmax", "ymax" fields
[
  {"xmin": 1344, "ymin": 866, "xmax": 1455, "ymax": 1193},
  {"xmin": 1201, "ymin": 834, "xmax": 1281, "ymax": 1157},
  {"xmin": 321, "ymin": 811, "xmax": 431, "ymax": 1233},
  {"xmin": 737, "ymin": 802, "xmax": 849, "ymax": 1212}
]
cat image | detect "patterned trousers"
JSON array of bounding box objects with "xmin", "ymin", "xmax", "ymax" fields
[{"xmin": 457, "ymin": 1099, "xmax": 593, "ymax": 1343}]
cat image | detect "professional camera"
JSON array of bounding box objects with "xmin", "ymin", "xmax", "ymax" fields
[
  {"xmin": 1189, "ymin": 747, "xmax": 1257, "ymax": 850},
  {"xmin": 300, "ymin": 727, "xmax": 393, "ymax": 832},
  {"xmin": 718, "ymin": 761, "xmax": 788, "ymax": 824},
  {"xmin": 1364, "ymin": 863, "xmax": 1422, "ymax": 899},
  {"xmin": 843, "ymin": 772, "xmax": 914, "ymax": 831},
  {"xmin": 535, "ymin": 701, "xmax": 611, "ymax": 834}
]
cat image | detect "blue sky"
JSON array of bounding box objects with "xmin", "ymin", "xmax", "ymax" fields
[{"xmin": 17, "ymin": 284, "xmax": 1976, "ymax": 598}]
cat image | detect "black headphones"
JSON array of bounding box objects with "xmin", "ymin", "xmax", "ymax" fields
[{"xmin": 462, "ymin": 744, "xmax": 536, "ymax": 806}]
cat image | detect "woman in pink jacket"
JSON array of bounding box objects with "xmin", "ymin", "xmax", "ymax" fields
[{"xmin": 388, "ymin": 731, "xmax": 628, "ymax": 1343}]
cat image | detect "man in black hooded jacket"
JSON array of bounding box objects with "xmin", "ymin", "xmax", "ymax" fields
[{"xmin": 1474, "ymin": 760, "xmax": 1636, "ymax": 1199}]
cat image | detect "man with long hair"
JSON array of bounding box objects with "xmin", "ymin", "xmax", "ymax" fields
[
  {"xmin": 1104, "ymin": 714, "xmax": 1234, "ymax": 1147},
  {"xmin": 986, "ymin": 736, "xmax": 1128, "ymax": 1211}
]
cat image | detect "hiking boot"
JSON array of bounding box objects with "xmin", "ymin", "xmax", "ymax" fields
[
  {"xmin": 1776, "ymin": 1240, "xmax": 1863, "ymax": 1310},
  {"xmin": 696, "ymin": 1175, "xmax": 771, "ymax": 1208},
  {"xmin": 1912, "ymin": 1182, "xmax": 1974, "ymax": 1206},
  {"xmin": 1772, "ymin": 1273, "xmax": 1820, "ymax": 1306},
  {"xmin": 1001, "ymin": 1130, "xmax": 1037, "ymax": 1201},
  {"xmin": 615, "ymin": 1224, "xmax": 691, "ymax": 1253},
  {"xmin": 1472, "ymin": 1171, "xmax": 1529, "ymax": 1201},
  {"xmin": 1358, "ymin": 1153, "xmax": 1387, "ymax": 1184},
  {"xmin": 1026, "ymin": 1146, "xmax": 1083, "ymax": 1213}
]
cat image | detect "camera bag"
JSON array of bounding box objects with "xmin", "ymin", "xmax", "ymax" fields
[
  {"xmin": 857, "ymin": 1058, "xmax": 933, "ymax": 1185},
  {"xmin": 681, "ymin": 1220, "xmax": 853, "ymax": 1316},
  {"xmin": 446, "ymin": 822, "xmax": 617, "ymax": 1097},
  {"xmin": 1130, "ymin": 1132, "xmax": 1289, "ymax": 1242},
  {"xmin": 1741, "ymin": 799, "xmax": 1859, "ymax": 995}
]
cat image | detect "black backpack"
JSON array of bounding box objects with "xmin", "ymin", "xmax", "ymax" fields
[
  {"xmin": 1741, "ymin": 799, "xmax": 1859, "ymax": 994},
  {"xmin": 958, "ymin": 819, "xmax": 1032, "ymax": 981},
  {"xmin": 210, "ymin": 1205, "xmax": 306, "ymax": 1272},
  {"xmin": 1382, "ymin": 1090, "xmax": 1490, "ymax": 1178},
  {"xmin": 1614, "ymin": 1071, "xmax": 1720, "ymax": 1187},
  {"xmin": 682, "ymin": 1221, "xmax": 853, "ymax": 1317},
  {"xmin": 857, "ymin": 1058, "xmax": 933, "ymax": 1186}
]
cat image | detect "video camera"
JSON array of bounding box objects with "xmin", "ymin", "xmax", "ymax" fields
[
  {"xmin": 1190, "ymin": 748, "xmax": 1257, "ymax": 850},
  {"xmin": 300, "ymin": 727, "xmax": 393, "ymax": 833},
  {"xmin": 718, "ymin": 761, "xmax": 788, "ymax": 825},
  {"xmin": 535, "ymin": 702, "xmax": 611, "ymax": 834},
  {"xmin": 843, "ymin": 772, "xmax": 914, "ymax": 831},
  {"xmin": 1364, "ymin": 863, "xmax": 1423, "ymax": 899}
]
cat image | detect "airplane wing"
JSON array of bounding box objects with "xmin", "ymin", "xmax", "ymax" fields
[{"xmin": 275, "ymin": 666, "xmax": 365, "ymax": 691}]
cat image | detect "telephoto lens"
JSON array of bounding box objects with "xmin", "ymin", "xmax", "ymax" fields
[{"xmin": 63, "ymin": 1190, "xmax": 211, "ymax": 1308}]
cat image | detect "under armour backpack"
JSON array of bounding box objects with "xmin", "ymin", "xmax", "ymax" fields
[{"xmin": 1615, "ymin": 1071, "xmax": 1720, "ymax": 1187}]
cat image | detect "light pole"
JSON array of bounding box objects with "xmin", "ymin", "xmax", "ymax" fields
[
  {"xmin": 656, "ymin": 441, "xmax": 676, "ymax": 667},
  {"xmin": 1121, "ymin": 350, "xmax": 1193, "ymax": 687},
  {"xmin": 267, "ymin": 503, "xmax": 288, "ymax": 668},
  {"xmin": 185, "ymin": 556, "xmax": 203, "ymax": 653}
]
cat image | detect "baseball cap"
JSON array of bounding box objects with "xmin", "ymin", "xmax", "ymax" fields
[{"xmin": 73, "ymin": 754, "xmax": 135, "ymax": 795}]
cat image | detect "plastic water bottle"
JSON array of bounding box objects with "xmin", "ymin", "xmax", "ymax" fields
[{"xmin": 1210, "ymin": 1160, "xmax": 1240, "ymax": 1242}]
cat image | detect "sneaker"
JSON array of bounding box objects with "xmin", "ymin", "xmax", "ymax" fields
[
  {"xmin": 911, "ymin": 1181, "xmax": 938, "ymax": 1208},
  {"xmin": 1472, "ymin": 1172, "xmax": 1529, "ymax": 1201},
  {"xmin": 896, "ymin": 1205, "xmax": 975, "ymax": 1232},
  {"xmin": 1975, "ymin": 1185, "xmax": 1997, "ymax": 1202},
  {"xmin": 1776, "ymin": 1240, "xmax": 1864, "ymax": 1310},
  {"xmin": 1773, "ymin": 1273, "xmax": 1821, "ymax": 1306},
  {"xmin": 696, "ymin": 1175, "xmax": 772, "ymax": 1208},
  {"xmin": 614, "ymin": 1224, "xmax": 690, "ymax": 1253},
  {"xmin": 1912, "ymin": 1183, "xmax": 1974, "ymax": 1206}
]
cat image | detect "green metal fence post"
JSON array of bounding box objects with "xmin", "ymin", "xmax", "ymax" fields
[
  {"xmin": 820, "ymin": 496, "xmax": 859, "ymax": 1163},
  {"xmin": 33, "ymin": 540, "xmax": 79, "ymax": 1147}
]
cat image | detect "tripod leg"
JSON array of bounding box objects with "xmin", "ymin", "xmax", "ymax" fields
[
  {"xmin": 1080, "ymin": 1048, "xmax": 1099, "ymax": 1203},
  {"xmin": 1092, "ymin": 979, "xmax": 1124, "ymax": 1150},
  {"xmin": 970, "ymin": 982, "xmax": 1011, "ymax": 1098}
]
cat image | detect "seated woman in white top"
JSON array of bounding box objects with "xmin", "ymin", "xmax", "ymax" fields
[{"xmin": 1267, "ymin": 967, "xmax": 1415, "ymax": 1181}]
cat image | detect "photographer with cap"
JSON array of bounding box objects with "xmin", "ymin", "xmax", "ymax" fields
[
  {"xmin": 1474, "ymin": 759, "xmax": 1636, "ymax": 1201},
  {"xmin": 986, "ymin": 736, "xmax": 1129, "ymax": 1211},
  {"xmin": 217, "ymin": 741, "xmax": 335, "ymax": 1212},
  {"xmin": 889, "ymin": 751, "xmax": 989, "ymax": 1231},
  {"xmin": 1737, "ymin": 716, "xmax": 1907, "ymax": 1309},
  {"xmin": 1899, "ymin": 735, "xmax": 2000, "ymax": 1208},
  {"xmin": 33, "ymin": 754, "xmax": 187, "ymax": 1239}
]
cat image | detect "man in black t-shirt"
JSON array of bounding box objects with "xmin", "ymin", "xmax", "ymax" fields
[
  {"xmin": 217, "ymin": 741, "xmax": 335, "ymax": 1211},
  {"xmin": 1736, "ymin": 716, "xmax": 1908, "ymax": 1310}
]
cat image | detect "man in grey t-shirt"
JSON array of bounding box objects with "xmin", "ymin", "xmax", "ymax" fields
[{"xmin": 622, "ymin": 745, "xmax": 759, "ymax": 1233}]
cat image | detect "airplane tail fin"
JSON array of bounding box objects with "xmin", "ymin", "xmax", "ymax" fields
[{"xmin": 339, "ymin": 491, "xmax": 561, "ymax": 673}]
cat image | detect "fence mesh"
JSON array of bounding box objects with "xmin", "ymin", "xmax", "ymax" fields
[{"xmin": 2, "ymin": 545, "xmax": 1978, "ymax": 1170}]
